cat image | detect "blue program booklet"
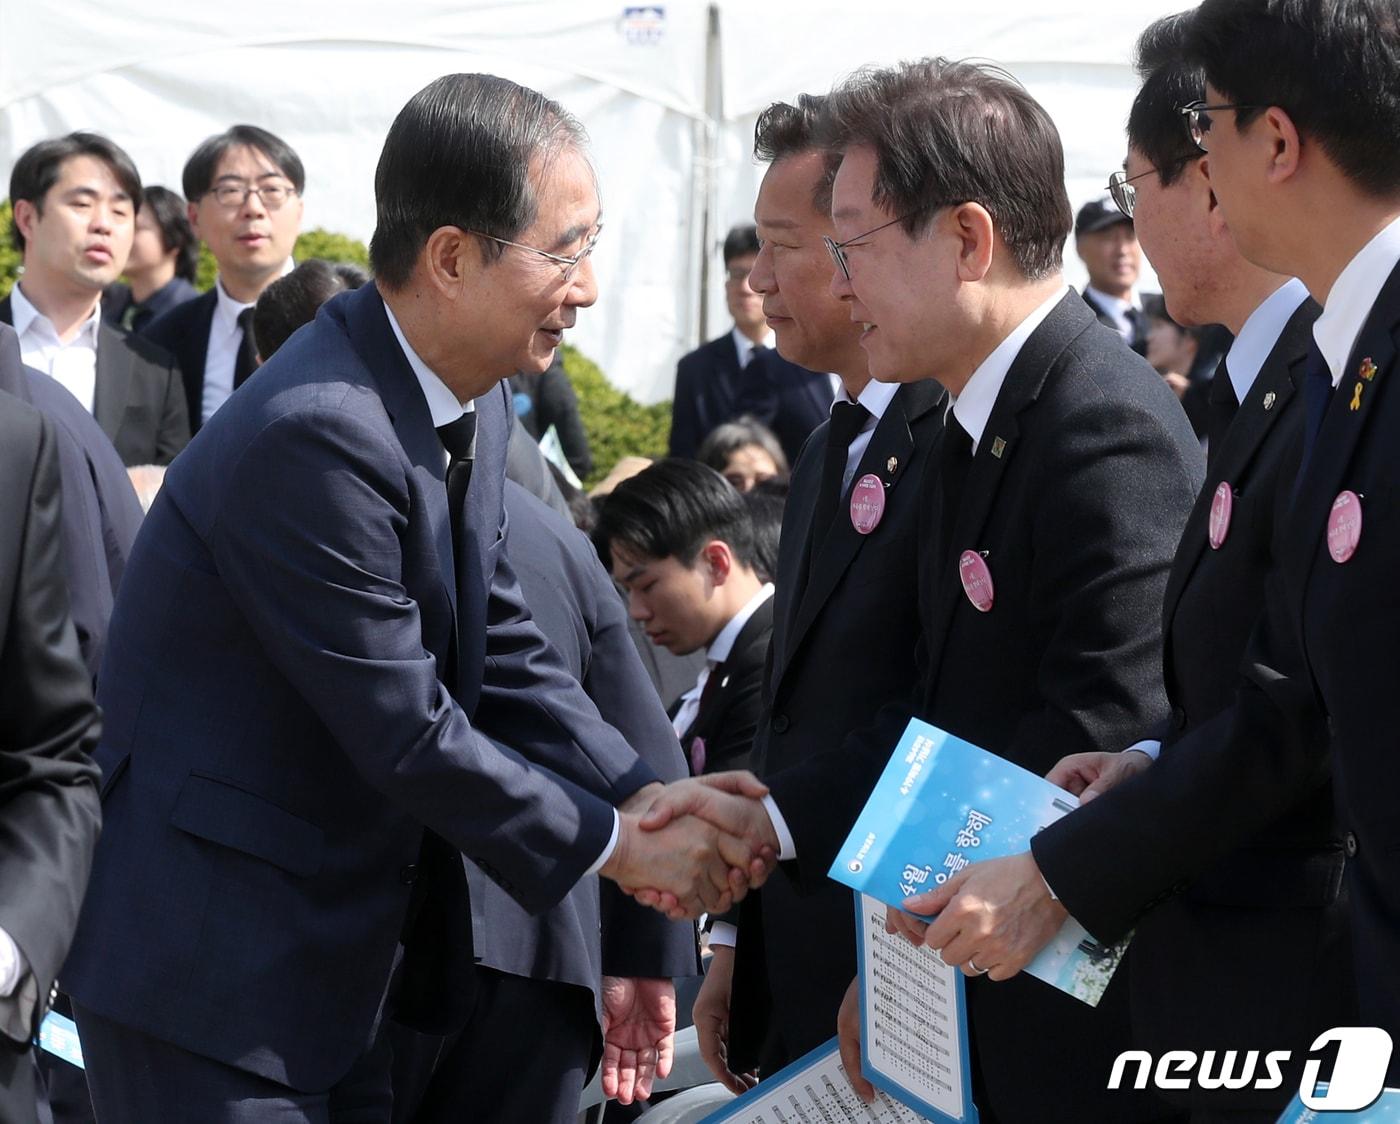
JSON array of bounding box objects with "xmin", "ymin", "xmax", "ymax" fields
[{"xmin": 828, "ymin": 718, "xmax": 1128, "ymax": 1007}]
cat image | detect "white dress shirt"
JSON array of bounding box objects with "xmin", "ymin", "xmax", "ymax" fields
[
  {"xmin": 835, "ymin": 378, "xmax": 900, "ymax": 492},
  {"xmin": 1084, "ymin": 285, "xmax": 1144, "ymax": 343},
  {"xmin": 10, "ymin": 283, "xmax": 101, "ymax": 412},
  {"xmin": 201, "ymin": 259, "xmax": 295, "ymax": 423},
  {"xmin": 1314, "ymin": 213, "xmax": 1400, "ymax": 388},
  {"xmin": 671, "ymin": 584, "xmax": 776, "ymax": 740}
]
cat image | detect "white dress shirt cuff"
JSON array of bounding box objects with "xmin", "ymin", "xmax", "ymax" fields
[
  {"xmin": 585, "ymin": 810, "xmax": 622, "ymax": 876},
  {"xmin": 0, "ymin": 928, "xmax": 24, "ymax": 998},
  {"xmin": 708, "ymin": 922, "xmax": 739, "ymax": 948},
  {"xmin": 1124, "ymin": 739, "xmax": 1162, "ymax": 762},
  {"xmin": 762, "ymin": 795, "xmax": 797, "ymax": 861}
]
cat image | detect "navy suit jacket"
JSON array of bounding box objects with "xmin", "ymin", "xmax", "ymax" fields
[
  {"xmin": 1034, "ymin": 260, "xmax": 1400, "ymax": 1085},
  {"xmin": 468, "ymin": 483, "xmax": 696, "ymax": 1017},
  {"xmin": 732, "ymin": 349, "xmax": 834, "ymax": 465},
  {"xmin": 669, "ymin": 331, "xmax": 744, "ymax": 458},
  {"xmin": 0, "ymin": 324, "xmax": 143, "ymax": 679},
  {"xmin": 141, "ymin": 287, "xmax": 217, "ymax": 434},
  {"xmin": 63, "ymin": 283, "xmax": 658, "ymax": 1092},
  {"xmin": 0, "ymin": 296, "xmax": 189, "ymax": 466}
]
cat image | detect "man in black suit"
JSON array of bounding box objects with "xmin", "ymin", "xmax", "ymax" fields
[
  {"xmin": 0, "ymin": 395, "xmax": 102, "ymax": 1124},
  {"xmin": 0, "ymin": 323, "xmax": 143, "ymax": 679},
  {"xmin": 1022, "ymin": 23, "xmax": 1344, "ymax": 1119},
  {"xmin": 1076, "ymin": 196, "xmax": 1154, "ymax": 355},
  {"xmin": 141, "ymin": 125, "xmax": 304, "ymax": 431},
  {"xmin": 596, "ymin": 459, "xmax": 773, "ymax": 779},
  {"xmin": 907, "ymin": 0, "xmax": 1400, "ymax": 1098},
  {"xmin": 668, "ymin": 225, "xmax": 770, "ymax": 458},
  {"xmin": 731, "ymin": 345, "xmax": 837, "ymax": 464},
  {"xmin": 4, "ymin": 133, "xmax": 189, "ymax": 466},
  {"xmin": 102, "ymin": 186, "xmax": 200, "ymax": 334},
  {"xmin": 392, "ymin": 484, "xmax": 697, "ymax": 1123},
  {"xmin": 61, "ymin": 74, "xmax": 774, "ymax": 1122},
  {"xmin": 642, "ymin": 59, "xmax": 1200, "ymax": 1121},
  {"xmin": 688, "ymin": 94, "xmax": 945, "ymax": 1087}
]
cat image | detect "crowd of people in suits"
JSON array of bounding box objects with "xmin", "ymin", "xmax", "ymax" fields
[{"xmin": 2, "ymin": 0, "xmax": 1400, "ymax": 1120}]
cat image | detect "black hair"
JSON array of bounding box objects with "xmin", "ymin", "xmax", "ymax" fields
[
  {"xmin": 1182, "ymin": 0, "xmax": 1400, "ymax": 197},
  {"xmin": 742, "ymin": 489, "xmax": 785, "ymax": 583},
  {"xmin": 722, "ymin": 224, "xmax": 761, "ymax": 266},
  {"xmin": 139, "ymin": 185, "xmax": 199, "ymax": 282},
  {"xmin": 696, "ymin": 416, "xmax": 789, "ymax": 479},
  {"xmin": 818, "ymin": 57, "xmax": 1072, "ymax": 279},
  {"xmin": 9, "ymin": 132, "xmax": 143, "ymax": 254},
  {"xmin": 369, "ymin": 73, "xmax": 588, "ymax": 289},
  {"xmin": 182, "ymin": 124, "xmax": 305, "ymax": 202},
  {"xmin": 252, "ymin": 259, "xmax": 356, "ymax": 359},
  {"xmin": 1128, "ymin": 15, "xmax": 1207, "ymax": 189},
  {"xmin": 753, "ymin": 95, "xmax": 839, "ymax": 212},
  {"xmin": 593, "ymin": 458, "xmax": 759, "ymax": 572}
]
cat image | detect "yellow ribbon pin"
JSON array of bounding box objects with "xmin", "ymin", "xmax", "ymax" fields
[{"xmin": 1351, "ymin": 381, "xmax": 1364, "ymax": 411}]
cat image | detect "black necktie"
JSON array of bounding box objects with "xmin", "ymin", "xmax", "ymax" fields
[
  {"xmin": 938, "ymin": 413, "xmax": 974, "ymax": 558},
  {"xmin": 1297, "ymin": 344, "xmax": 1332, "ymax": 489},
  {"xmin": 234, "ymin": 307, "xmax": 259, "ymax": 389},
  {"xmin": 809, "ymin": 401, "xmax": 871, "ymax": 563},
  {"xmin": 745, "ymin": 343, "xmax": 770, "ymax": 372},
  {"xmin": 1205, "ymin": 358, "xmax": 1239, "ymax": 472},
  {"xmin": 436, "ymin": 412, "xmax": 478, "ymax": 570},
  {"xmin": 1124, "ymin": 307, "xmax": 1147, "ymax": 355}
]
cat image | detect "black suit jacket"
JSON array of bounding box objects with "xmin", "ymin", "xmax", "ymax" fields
[
  {"xmin": 0, "ymin": 325, "xmax": 143, "ymax": 679},
  {"xmin": 140, "ymin": 286, "xmax": 217, "ymax": 434},
  {"xmin": 0, "ymin": 396, "xmax": 101, "ymax": 1119},
  {"xmin": 102, "ymin": 277, "xmax": 200, "ymax": 335},
  {"xmin": 669, "ymin": 332, "xmax": 744, "ymax": 458},
  {"xmin": 508, "ymin": 354, "xmax": 593, "ymax": 479},
  {"xmin": 672, "ymin": 595, "xmax": 774, "ymax": 777},
  {"xmin": 733, "ymin": 349, "xmax": 835, "ymax": 464},
  {"xmin": 1034, "ymin": 260, "xmax": 1400, "ymax": 1087},
  {"xmin": 63, "ymin": 284, "xmax": 658, "ymax": 1091},
  {"xmin": 467, "ymin": 482, "xmax": 697, "ymax": 1016},
  {"xmin": 728, "ymin": 379, "xmax": 944, "ymax": 1067},
  {"xmin": 0, "ymin": 295, "xmax": 189, "ymax": 466},
  {"xmin": 1118, "ymin": 296, "xmax": 1352, "ymax": 1113},
  {"xmin": 766, "ymin": 293, "xmax": 1202, "ymax": 1121},
  {"xmin": 1082, "ymin": 287, "xmax": 1154, "ymax": 356}
]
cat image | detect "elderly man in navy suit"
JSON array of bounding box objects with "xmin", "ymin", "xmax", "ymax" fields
[{"xmin": 62, "ymin": 72, "xmax": 774, "ymax": 1122}]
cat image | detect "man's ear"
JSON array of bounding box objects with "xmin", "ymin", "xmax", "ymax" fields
[
  {"xmin": 423, "ymin": 226, "xmax": 476, "ymax": 297},
  {"xmin": 1262, "ymin": 106, "xmax": 1303, "ymax": 187},
  {"xmin": 12, "ymin": 198, "xmax": 39, "ymax": 246},
  {"xmin": 951, "ymin": 202, "xmax": 996, "ymax": 283},
  {"xmin": 701, "ymin": 540, "xmax": 733, "ymax": 585}
]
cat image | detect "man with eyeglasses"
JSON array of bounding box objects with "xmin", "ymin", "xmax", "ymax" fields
[
  {"xmin": 142, "ymin": 125, "xmax": 304, "ymax": 432},
  {"xmin": 60, "ymin": 73, "xmax": 777, "ymax": 1122},
  {"xmin": 1, "ymin": 132, "xmax": 189, "ymax": 466}
]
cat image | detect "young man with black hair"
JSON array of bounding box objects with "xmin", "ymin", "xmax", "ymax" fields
[
  {"xmin": 1, "ymin": 132, "xmax": 189, "ymax": 466},
  {"xmin": 596, "ymin": 458, "xmax": 774, "ymax": 779},
  {"xmin": 102, "ymin": 185, "xmax": 200, "ymax": 334},
  {"xmin": 917, "ymin": 0, "xmax": 1400, "ymax": 1095},
  {"xmin": 142, "ymin": 124, "xmax": 304, "ymax": 430}
]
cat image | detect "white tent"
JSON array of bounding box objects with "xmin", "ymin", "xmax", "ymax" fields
[{"xmin": 1, "ymin": 0, "xmax": 1180, "ymax": 402}]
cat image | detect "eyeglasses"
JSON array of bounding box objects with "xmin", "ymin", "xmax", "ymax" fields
[
  {"xmin": 1107, "ymin": 168, "xmax": 1159, "ymax": 219},
  {"xmin": 207, "ymin": 181, "xmax": 297, "ymax": 210},
  {"xmin": 466, "ymin": 224, "xmax": 603, "ymax": 280},
  {"xmin": 823, "ymin": 214, "xmax": 914, "ymax": 282},
  {"xmin": 1179, "ymin": 101, "xmax": 1264, "ymax": 153}
]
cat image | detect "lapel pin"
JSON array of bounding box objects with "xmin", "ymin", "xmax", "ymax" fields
[
  {"xmin": 990, "ymin": 436, "xmax": 1007, "ymax": 459},
  {"xmin": 850, "ymin": 474, "xmax": 886, "ymax": 534},
  {"xmin": 887, "ymin": 456, "xmax": 898, "ymax": 474},
  {"xmin": 1263, "ymin": 391, "xmax": 1276, "ymax": 411},
  {"xmin": 1351, "ymin": 381, "xmax": 1364, "ymax": 411},
  {"xmin": 1360, "ymin": 357, "xmax": 1378, "ymax": 381}
]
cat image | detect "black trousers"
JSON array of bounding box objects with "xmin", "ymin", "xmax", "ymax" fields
[{"xmin": 390, "ymin": 968, "xmax": 598, "ymax": 1124}]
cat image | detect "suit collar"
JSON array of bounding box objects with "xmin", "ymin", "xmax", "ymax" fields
[
  {"xmin": 708, "ymin": 584, "xmax": 774, "ymax": 665},
  {"xmin": 1162, "ymin": 297, "xmax": 1316, "ymax": 638},
  {"xmin": 1313, "ymin": 212, "xmax": 1400, "ymax": 386},
  {"xmin": 1224, "ymin": 279, "xmax": 1311, "ymax": 403},
  {"xmin": 1285, "ymin": 257, "xmax": 1400, "ymax": 613},
  {"xmin": 381, "ymin": 300, "xmax": 468, "ymax": 428}
]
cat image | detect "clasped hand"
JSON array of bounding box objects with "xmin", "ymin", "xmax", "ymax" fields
[{"xmin": 601, "ymin": 772, "xmax": 780, "ymax": 919}]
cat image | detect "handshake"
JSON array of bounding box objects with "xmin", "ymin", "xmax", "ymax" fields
[{"xmin": 599, "ymin": 772, "xmax": 781, "ymax": 920}]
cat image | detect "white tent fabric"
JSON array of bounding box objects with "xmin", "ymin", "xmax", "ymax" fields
[{"xmin": 2, "ymin": 1, "xmax": 1181, "ymax": 402}]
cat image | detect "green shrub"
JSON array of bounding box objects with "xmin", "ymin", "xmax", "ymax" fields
[
  {"xmin": 0, "ymin": 203, "xmax": 668, "ymax": 481},
  {"xmin": 561, "ymin": 343, "xmax": 671, "ymax": 489}
]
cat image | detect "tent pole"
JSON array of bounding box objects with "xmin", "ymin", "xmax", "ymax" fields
[{"xmin": 697, "ymin": 0, "xmax": 722, "ymax": 345}]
